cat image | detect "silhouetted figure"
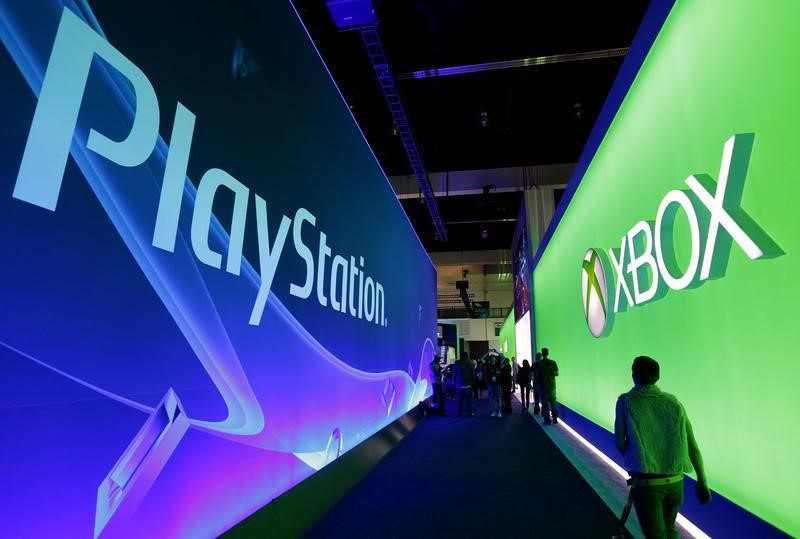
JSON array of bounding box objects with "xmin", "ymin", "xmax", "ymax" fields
[
  {"xmin": 540, "ymin": 347, "xmax": 559, "ymax": 424},
  {"xmin": 473, "ymin": 360, "xmax": 486, "ymax": 400},
  {"xmin": 430, "ymin": 355, "xmax": 444, "ymax": 415},
  {"xmin": 454, "ymin": 351, "xmax": 475, "ymax": 417},
  {"xmin": 615, "ymin": 356, "xmax": 711, "ymax": 539},
  {"xmin": 531, "ymin": 352, "xmax": 542, "ymax": 415},
  {"xmin": 500, "ymin": 356, "xmax": 513, "ymax": 415},
  {"xmin": 511, "ymin": 356, "xmax": 518, "ymax": 392},
  {"xmin": 517, "ymin": 359, "xmax": 531, "ymax": 412},
  {"xmin": 486, "ymin": 353, "xmax": 502, "ymax": 417}
]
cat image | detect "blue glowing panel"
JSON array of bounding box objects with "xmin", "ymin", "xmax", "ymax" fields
[
  {"xmin": 326, "ymin": 0, "xmax": 376, "ymax": 29},
  {"xmin": 0, "ymin": 1, "xmax": 436, "ymax": 537}
]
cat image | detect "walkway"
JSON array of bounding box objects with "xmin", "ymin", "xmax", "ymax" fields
[{"xmin": 306, "ymin": 394, "xmax": 629, "ymax": 538}]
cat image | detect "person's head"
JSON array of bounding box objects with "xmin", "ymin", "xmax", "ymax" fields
[
  {"xmin": 632, "ymin": 356, "xmax": 660, "ymax": 386},
  {"xmin": 542, "ymin": 347, "xmax": 549, "ymax": 358},
  {"xmin": 523, "ymin": 359, "xmax": 530, "ymax": 368},
  {"xmin": 432, "ymin": 354, "xmax": 441, "ymax": 364},
  {"xmin": 535, "ymin": 352, "xmax": 542, "ymax": 361}
]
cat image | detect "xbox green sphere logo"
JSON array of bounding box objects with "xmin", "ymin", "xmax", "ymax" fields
[{"xmin": 581, "ymin": 248, "xmax": 610, "ymax": 338}]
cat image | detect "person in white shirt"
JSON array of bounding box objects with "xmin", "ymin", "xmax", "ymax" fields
[{"xmin": 614, "ymin": 356, "xmax": 711, "ymax": 539}]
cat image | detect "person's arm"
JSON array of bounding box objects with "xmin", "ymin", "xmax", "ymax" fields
[
  {"xmin": 614, "ymin": 396, "xmax": 627, "ymax": 456},
  {"xmin": 687, "ymin": 417, "xmax": 712, "ymax": 505},
  {"xmin": 554, "ymin": 361, "xmax": 559, "ymax": 376}
]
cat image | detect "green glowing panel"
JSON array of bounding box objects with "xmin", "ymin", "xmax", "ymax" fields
[
  {"xmin": 500, "ymin": 309, "xmax": 516, "ymax": 358},
  {"xmin": 532, "ymin": 1, "xmax": 800, "ymax": 535}
]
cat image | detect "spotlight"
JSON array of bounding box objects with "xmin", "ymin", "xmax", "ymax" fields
[
  {"xmin": 480, "ymin": 226, "xmax": 489, "ymax": 240},
  {"xmin": 479, "ymin": 110, "xmax": 489, "ymax": 128},
  {"xmin": 573, "ymin": 101, "xmax": 583, "ymax": 120}
]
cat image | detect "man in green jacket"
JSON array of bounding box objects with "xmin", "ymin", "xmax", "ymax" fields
[{"xmin": 614, "ymin": 356, "xmax": 711, "ymax": 538}]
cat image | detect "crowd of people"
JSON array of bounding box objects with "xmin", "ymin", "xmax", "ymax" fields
[
  {"xmin": 428, "ymin": 347, "xmax": 559, "ymax": 422},
  {"xmin": 428, "ymin": 349, "xmax": 711, "ymax": 538}
]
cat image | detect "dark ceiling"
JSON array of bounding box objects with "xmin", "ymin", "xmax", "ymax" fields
[{"xmin": 293, "ymin": 1, "xmax": 650, "ymax": 251}]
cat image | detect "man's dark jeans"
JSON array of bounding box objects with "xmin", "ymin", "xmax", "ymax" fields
[
  {"xmin": 632, "ymin": 481, "xmax": 683, "ymax": 539},
  {"xmin": 457, "ymin": 387, "xmax": 472, "ymax": 416},
  {"xmin": 432, "ymin": 382, "xmax": 444, "ymax": 414}
]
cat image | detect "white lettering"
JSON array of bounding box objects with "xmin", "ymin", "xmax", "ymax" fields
[
  {"xmin": 190, "ymin": 168, "xmax": 249, "ymax": 275},
  {"xmin": 610, "ymin": 236, "xmax": 634, "ymax": 312},
  {"xmin": 655, "ymin": 190, "xmax": 701, "ymax": 290},
  {"xmin": 289, "ymin": 208, "xmax": 316, "ymax": 299},
  {"xmin": 249, "ymin": 195, "xmax": 291, "ymax": 325},
  {"xmin": 685, "ymin": 135, "xmax": 764, "ymax": 280}
]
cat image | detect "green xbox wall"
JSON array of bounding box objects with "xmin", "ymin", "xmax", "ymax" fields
[
  {"xmin": 499, "ymin": 309, "xmax": 516, "ymax": 358},
  {"xmin": 532, "ymin": 1, "xmax": 799, "ymax": 536}
]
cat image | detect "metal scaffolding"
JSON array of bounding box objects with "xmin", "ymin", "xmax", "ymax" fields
[{"xmin": 325, "ymin": 0, "xmax": 447, "ymax": 241}]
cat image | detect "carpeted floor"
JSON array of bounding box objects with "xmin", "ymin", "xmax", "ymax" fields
[{"xmin": 306, "ymin": 395, "xmax": 629, "ymax": 538}]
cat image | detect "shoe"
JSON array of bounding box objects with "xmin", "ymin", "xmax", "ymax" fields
[
  {"xmin": 469, "ymin": 413, "xmax": 475, "ymax": 417},
  {"xmin": 490, "ymin": 412, "xmax": 496, "ymax": 417},
  {"xmin": 498, "ymin": 413, "xmax": 503, "ymax": 418},
  {"xmin": 543, "ymin": 419, "xmax": 552, "ymax": 425},
  {"xmin": 553, "ymin": 418, "xmax": 558, "ymax": 424}
]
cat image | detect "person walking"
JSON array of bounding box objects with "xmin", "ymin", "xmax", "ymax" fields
[
  {"xmin": 511, "ymin": 356, "xmax": 519, "ymax": 392},
  {"xmin": 531, "ymin": 352, "xmax": 542, "ymax": 415},
  {"xmin": 430, "ymin": 355, "xmax": 445, "ymax": 415},
  {"xmin": 614, "ymin": 356, "xmax": 711, "ymax": 539},
  {"xmin": 500, "ymin": 355, "xmax": 513, "ymax": 415},
  {"xmin": 517, "ymin": 359, "xmax": 532, "ymax": 412},
  {"xmin": 487, "ymin": 354, "xmax": 502, "ymax": 417},
  {"xmin": 473, "ymin": 359, "xmax": 486, "ymax": 401},
  {"xmin": 540, "ymin": 348, "xmax": 559, "ymax": 424},
  {"xmin": 454, "ymin": 351, "xmax": 475, "ymax": 417}
]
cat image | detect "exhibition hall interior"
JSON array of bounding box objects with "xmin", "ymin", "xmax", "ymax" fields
[{"xmin": 1, "ymin": 0, "xmax": 797, "ymax": 537}]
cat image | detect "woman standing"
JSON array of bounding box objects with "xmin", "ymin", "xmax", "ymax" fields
[{"xmin": 517, "ymin": 359, "xmax": 532, "ymax": 412}]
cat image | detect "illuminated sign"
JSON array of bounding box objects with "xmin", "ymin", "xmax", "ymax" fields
[
  {"xmin": 534, "ymin": 1, "xmax": 800, "ymax": 535},
  {"xmin": 0, "ymin": 2, "xmax": 435, "ymax": 537},
  {"xmin": 583, "ymin": 134, "xmax": 782, "ymax": 336},
  {"xmin": 13, "ymin": 9, "xmax": 386, "ymax": 328}
]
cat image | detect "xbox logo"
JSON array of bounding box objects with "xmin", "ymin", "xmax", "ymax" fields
[
  {"xmin": 577, "ymin": 135, "xmax": 783, "ymax": 338},
  {"xmin": 581, "ymin": 248, "xmax": 611, "ymax": 338}
]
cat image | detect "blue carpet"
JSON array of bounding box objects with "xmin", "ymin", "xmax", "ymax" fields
[{"xmin": 306, "ymin": 396, "xmax": 629, "ymax": 538}]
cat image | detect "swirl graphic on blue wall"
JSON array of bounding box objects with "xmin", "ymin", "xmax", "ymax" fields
[{"xmin": 0, "ymin": 1, "xmax": 436, "ymax": 537}]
